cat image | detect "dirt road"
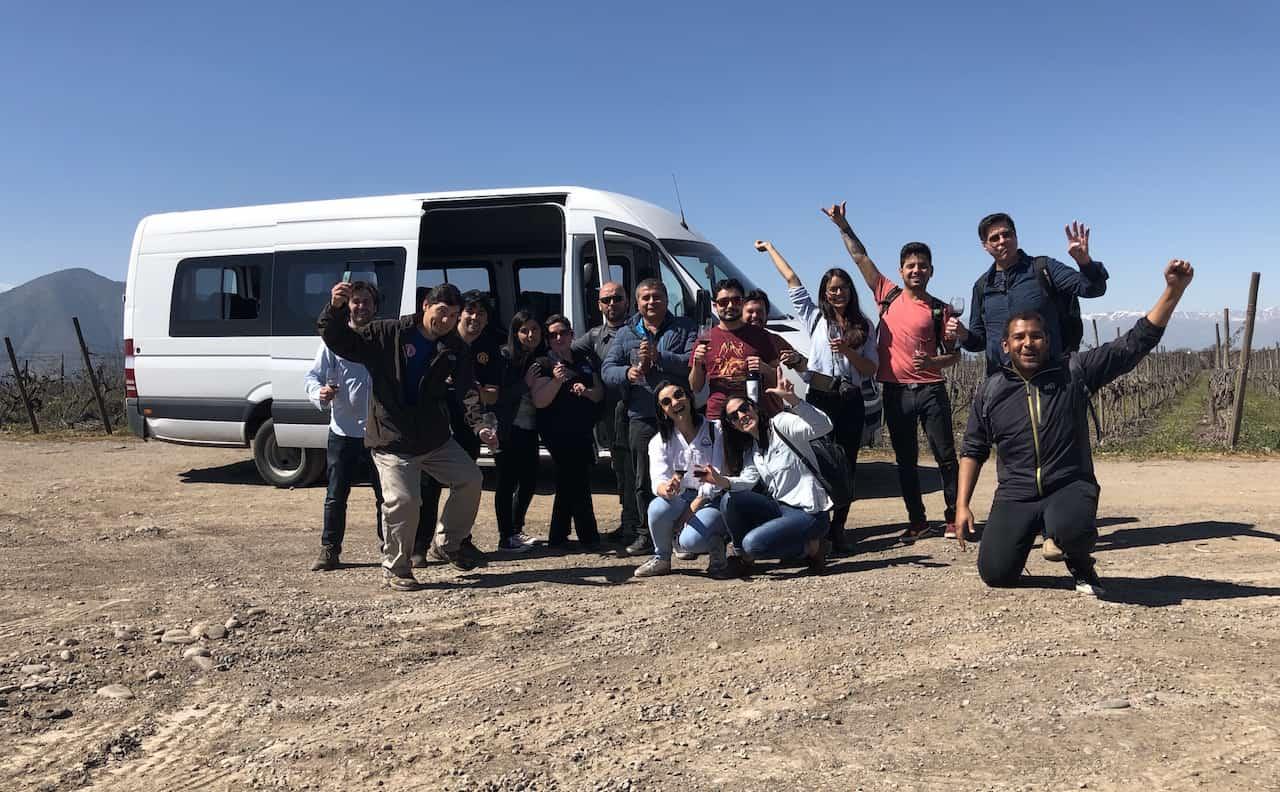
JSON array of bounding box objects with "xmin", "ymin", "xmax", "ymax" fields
[{"xmin": 1, "ymin": 438, "xmax": 1278, "ymax": 791}]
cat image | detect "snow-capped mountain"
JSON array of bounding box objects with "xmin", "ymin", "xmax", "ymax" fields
[{"xmin": 1081, "ymin": 307, "xmax": 1280, "ymax": 350}]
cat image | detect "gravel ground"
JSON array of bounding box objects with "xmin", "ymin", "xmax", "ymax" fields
[{"xmin": 1, "ymin": 438, "xmax": 1277, "ymax": 791}]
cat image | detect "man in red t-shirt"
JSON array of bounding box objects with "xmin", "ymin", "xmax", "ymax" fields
[
  {"xmin": 822, "ymin": 201, "xmax": 961, "ymax": 542},
  {"xmin": 689, "ymin": 279, "xmax": 781, "ymax": 420}
]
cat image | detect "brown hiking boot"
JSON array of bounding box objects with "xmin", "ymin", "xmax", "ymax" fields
[
  {"xmin": 428, "ymin": 542, "xmax": 478, "ymax": 572},
  {"xmin": 383, "ymin": 570, "xmax": 422, "ymax": 592},
  {"xmin": 310, "ymin": 544, "xmax": 340, "ymax": 571}
]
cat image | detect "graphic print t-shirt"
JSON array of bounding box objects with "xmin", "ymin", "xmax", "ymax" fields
[
  {"xmin": 691, "ymin": 324, "xmax": 780, "ymax": 419},
  {"xmin": 402, "ymin": 328, "xmax": 437, "ymax": 406}
]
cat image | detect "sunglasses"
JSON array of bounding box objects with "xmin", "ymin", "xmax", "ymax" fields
[
  {"xmin": 715, "ymin": 296, "xmax": 744, "ymax": 307},
  {"xmin": 599, "ymin": 295, "xmax": 625, "ymax": 305},
  {"xmin": 726, "ymin": 403, "xmax": 755, "ymax": 422},
  {"xmin": 659, "ymin": 390, "xmax": 687, "ymax": 407}
]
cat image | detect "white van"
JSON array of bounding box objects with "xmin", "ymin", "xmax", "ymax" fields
[{"xmin": 123, "ymin": 187, "xmax": 881, "ymax": 487}]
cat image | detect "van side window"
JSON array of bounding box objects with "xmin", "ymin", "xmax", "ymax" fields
[
  {"xmin": 272, "ymin": 248, "xmax": 406, "ymax": 336},
  {"xmin": 170, "ymin": 254, "xmax": 273, "ymax": 337},
  {"xmin": 513, "ymin": 258, "xmax": 562, "ymax": 320},
  {"xmin": 577, "ymin": 237, "xmax": 631, "ymax": 329},
  {"xmin": 417, "ymin": 263, "xmax": 497, "ymax": 316}
]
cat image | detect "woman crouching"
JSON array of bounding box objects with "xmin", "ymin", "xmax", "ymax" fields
[
  {"xmin": 633, "ymin": 381, "xmax": 730, "ymax": 579},
  {"xmin": 709, "ymin": 367, "xmax": 831, "ymax": 573}
]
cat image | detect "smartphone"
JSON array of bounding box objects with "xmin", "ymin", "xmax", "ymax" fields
[{"xmin": 342, "ymin": 270, "xmax": 352, "ymax": 284}]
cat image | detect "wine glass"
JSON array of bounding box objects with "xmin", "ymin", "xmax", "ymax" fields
[{"xmin": 949, "ymin": 296, "xmax": 966, "ymax": 318}]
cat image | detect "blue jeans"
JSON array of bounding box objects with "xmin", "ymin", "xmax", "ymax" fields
[
  {"xmin": 646, "ymin": 490, "xmax": 726, "ymax": 561},
  {"xmin": 322, "ymin": 431, "xmax": 384, "ymax": 548},
  {"xmin": 723, "ymin": 490, "xmax": 828, "ymax": 559}
]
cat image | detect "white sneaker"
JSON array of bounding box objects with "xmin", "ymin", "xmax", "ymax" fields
[
  {"xmin": 513, "ymin": 532, "xmax": 539, "ymax": 547},
  {"xmin": 633, "ymin": 557, "xmax": 672, "ymax": 578},
  {"xmin": 500, "ymin": 535, "xmax": 532, "ymax": 552}
]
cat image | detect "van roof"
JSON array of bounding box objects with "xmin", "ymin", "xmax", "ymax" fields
[{"xmin": 137, "ymin": 186, "xmax": 703, "ymax": 242}]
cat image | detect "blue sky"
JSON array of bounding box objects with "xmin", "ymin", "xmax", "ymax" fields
[{"xmin": 1, "ymin": 1, "xmax": 1276, "ymax": 314}]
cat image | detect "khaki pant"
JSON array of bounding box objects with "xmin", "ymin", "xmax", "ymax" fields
[{"xmin": 372, "ymin": 439, "xmax": 482, "ymax": 577}]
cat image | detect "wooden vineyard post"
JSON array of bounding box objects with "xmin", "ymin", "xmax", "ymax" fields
[
  {"xmin": 1223, "ymin": 308, "xmax": 1232, "ymax": 367},
  {"xmin": 1215, "ymin": 323, "xmax": 1222, "ymax": 368},
  {"xmin": 1092, "ymin": 318, "xmax": 1101, "ymax": 349},
  {"xmin": 4, "ymin": 337, "xmax": 40, "ymax": 433},
  {"xmin": 73, "ymin": 317, "xmax": 113, "ymax": 435},
  {"xmin": 1227, "ymin": 273, "xmax": 1261, "ymax": 449}
]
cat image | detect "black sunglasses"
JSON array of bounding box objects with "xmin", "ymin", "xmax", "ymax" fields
[
  {"xmin": 726, "ymin": 403, "xmax": 755, "ymax": 422},
  {"xmin": 659, "ymin": 390, "xmax": 687, "ymax": 407},
  {"xmin": 599, "ymin": 295, "xmax": 625, "ymax": 305}
]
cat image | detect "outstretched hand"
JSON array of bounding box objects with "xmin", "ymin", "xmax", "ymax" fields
[
  {"xmin": 1164, "ymin": 259, "xmax": 1194, "ymax": 291},
  {"xmin": 820, "ymin": 201, "xmax": 850, "ymax": 228},
  {"xmin": 764, "ymin": 365, "xmax": 798, "ymax": 405},
  {"xmin": 1065, "ymin": 221, "xmax": 1091, "ymax": 265}
]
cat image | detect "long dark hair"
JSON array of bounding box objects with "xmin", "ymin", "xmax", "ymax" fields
[
  {"xmin": 818, "ymin": 267, "xmax": 870, "ymax": 344},
  {"xmin": 653, "ymin": 379, "xmax": 702, "ymax": 443},
  {"xmin": 721, "ymin": 397, "xmax": 772, "ymax": 476},
  {"xmin": 504, "ymin": 309, "xmax": 544, "ymax": 369}
]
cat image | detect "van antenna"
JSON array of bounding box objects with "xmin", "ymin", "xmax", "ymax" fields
[{"xmin": 672, "ymin": 173, "xmax": 689, "ymax": 230}]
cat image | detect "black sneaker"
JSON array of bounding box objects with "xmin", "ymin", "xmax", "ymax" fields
[
  {"xmin": 625, "ymin": 534, "xmax": 654, "ymax": 557},
  {"xmin": 310, "ymin": 544, "xmax": 340, "ymax": 571},
  {"xmin": 429, "ymin": 543, "xmax": 478, "ymax": 572},
  {"xmin": 1067, "ymin": 557, "xmax": 1106, "ymax": 598},
  {"xmin": 459, "ymin": 537, "xmax": 486, "ymax": 566}
]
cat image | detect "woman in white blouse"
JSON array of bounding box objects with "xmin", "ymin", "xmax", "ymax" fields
[
  {"xmin": 633, "ymin": 380, "xmax": 729, "ymax": 579},
  {"xmin": 708, "ymin": 371, "xmax": 833, "ymax": 573},
  {"xmin": 756, "ymin": 240, "xmax": 877, "ymax": 554}
]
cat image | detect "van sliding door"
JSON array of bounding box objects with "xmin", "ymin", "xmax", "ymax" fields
[{"xmin": 591, "ymin": 217, "xmax": 698, "ymax": 320}]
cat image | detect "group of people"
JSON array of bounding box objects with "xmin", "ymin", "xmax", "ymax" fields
[{"xmin": 306, "ymin": 204, "xmax": 1196, "ymax": 598}]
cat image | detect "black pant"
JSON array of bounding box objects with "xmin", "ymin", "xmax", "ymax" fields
[
  {"xmin": 805, "ymin": 387, "xmax": 864, "ymax": 533},
  {"xmin": 415, "ymin": 424, "xmax": 481, "ymax": 556},
  {"xmin": 495, "ymin": 425, "xmax": 540, "ymax": 540},
  {"xmin": 543, "ymin": 430, "xmax": 599, "ymax": 544},
  {"xmin": 322, "ymin": 431, "xmax": 384, "ymax": 548},
  {"xmin": 628, "ymin": 418, "xmax": 659, "ymax": 531},
  {"xmin": 977, "ymin": 479, "xmax": 1100, "ymax": 587},
  {"xmin": 883, "ymin": 382, "xmax": 959, "ymax": 524},
  {"xmin": 610, "ymin": 401, "xmax": 641, "ymax": 534}
]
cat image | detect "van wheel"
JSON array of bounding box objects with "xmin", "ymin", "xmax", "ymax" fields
[{"xmin": 252, "ymin": 419, "xmax": 324, "ymax": 488}]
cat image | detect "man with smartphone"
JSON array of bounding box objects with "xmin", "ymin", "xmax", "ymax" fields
[
  {"xmin": 320, "ymin": 280, "xmax": 498, "ymax": 591},
  {"xmin": 304, "ymin": 279, "xmax": 383, "ymax": 572},
  {"xmin": 821, "ymin": 202, "xmax": 961, "ymax": 542}
]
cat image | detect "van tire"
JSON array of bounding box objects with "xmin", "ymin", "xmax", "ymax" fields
[{"xmin": 252, "ymin": 419, "xmax": 324, "ymax": 488}]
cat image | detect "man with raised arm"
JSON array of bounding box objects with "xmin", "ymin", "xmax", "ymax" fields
[
  {"xmin": 573, "ymin": 281, "xmax": 643, "ymax": 547},
  {"xmin": 319, "ymin": 281, "xmax": 498, "ymax": 591},
  {"xmin": 601, "ymin": 278, "xmax": 698, "ymax": 557},
  {"xmin": 822, "ymin": 201, "xmax": 962, "ymax": 541},
  {"xmin": 954, "ymin": 259, "xmax": 1195, "ymax": 598},
  {"xmin": 948, "ymin": 213, "xmax": 1109, "ymax": 375}
]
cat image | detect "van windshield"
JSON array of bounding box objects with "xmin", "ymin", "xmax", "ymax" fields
[{"xmin": 660, "ymin": 239, "xmax": 785, "ymax": 320}]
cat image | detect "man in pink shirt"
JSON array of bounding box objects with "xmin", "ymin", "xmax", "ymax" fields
[{"xmin": 822, "ymin": 201, "xmax": 961, "ymax": 541}]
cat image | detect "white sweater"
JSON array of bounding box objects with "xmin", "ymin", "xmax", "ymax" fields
[
  {"xmin": 727, "ymin": 401, "xmax": 834, "ymax": 514},
  {"xmin": 648, "ymin": 419, "xmax": 725, "ymax": 500}
]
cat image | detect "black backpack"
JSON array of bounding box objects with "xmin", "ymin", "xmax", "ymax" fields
[
  {"xmin": 775, "ymin": 430, "xmax": 855, "ymax": 509},
  {"xmin": 878, "ymin": 286, "xmax": 949, "ymax": 354},
  {"xmin": 1030, "ymin": 257, "xmax": 1084, "ymax": 353}
]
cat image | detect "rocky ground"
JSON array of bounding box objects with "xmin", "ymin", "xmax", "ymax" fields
[{"xmin": 1, "ymin": 438, "xmax": 1278, "ymax": 791}]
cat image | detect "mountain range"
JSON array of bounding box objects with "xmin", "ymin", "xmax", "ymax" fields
[
  {"xmin": 1081, "ymin": 308, "xmax": 1280, "ymax": 351},
  {"xmin": 0, "ymin": 269, "xmax": 124, "ymax": 369}
]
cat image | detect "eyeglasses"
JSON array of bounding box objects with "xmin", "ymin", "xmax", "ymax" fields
[
  {"xmin": 714, "ymin": 296, "xmax": 744, "ymax": 307},
  {"xmin": 599, "ymin": 295, "xmax": 625, "ymax": 305},
  {"xmin": 659, "ymin": 390, "xmax": 687, "ymax": 407},
  {"xmin": 986, "ymin": 230, "xmax": 1014, "ymax": 243}
]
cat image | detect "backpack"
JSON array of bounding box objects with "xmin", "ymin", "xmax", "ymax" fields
[
  {"xmin": 878, "ymin": 287, "xmax": 948, "ymax": 354},
  {"xmin": 1030, "ymin": 257, "xmax": 1084, "ymax": 353},
  {"xmin": 775, "ymin": 429, "xmax": 855, "ymax": 509}
]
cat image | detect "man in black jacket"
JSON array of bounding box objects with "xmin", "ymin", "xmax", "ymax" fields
[
  {"xmin": 320, "ymin": 281, "xmax": 498, "ymax": 591},
  {"xmin": 954, "ymin": 259, "xmax": 1195, "ymax": 597}
]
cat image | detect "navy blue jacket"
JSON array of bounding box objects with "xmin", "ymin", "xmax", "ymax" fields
[
  {"xmin": 601, "ymin": 312, "xmax": 697, "ymax": 420},
  {"xmin": 961, "ymin": 251, "xmax": 1109, "ymax": 373},
  {"xmin": 962, "ymin": 317, "xmax": 1163, "ymax": 503}
]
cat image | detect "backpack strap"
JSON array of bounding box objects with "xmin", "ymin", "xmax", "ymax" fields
[
  {"xmin": 773, "ymin": 426, "xmax": 829, "ymax": 495},
  {"xmin": 1031, "ymin": 256, "xmax": 1057, "ymax": 298},
  {"xmin": 877, "ymin": 285, "xmax": 902, "ymax": 317},
  {"xmin": 927, "ymin": 296, "xmax": 948, "ymax": 355}
]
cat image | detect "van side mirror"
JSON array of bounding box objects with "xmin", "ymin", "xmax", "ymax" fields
[{"xmin": 694, "ymin": 289, "xmax": 712, "ymax": 325}]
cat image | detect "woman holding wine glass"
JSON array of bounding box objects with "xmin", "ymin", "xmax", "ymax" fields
[
  {"xmin": 633, "ymin": 380, "xmax": 730, "ymax": 579},
  {"xmin": 756, "ymin": 239, "xmax": 878, "ymax": 554}
]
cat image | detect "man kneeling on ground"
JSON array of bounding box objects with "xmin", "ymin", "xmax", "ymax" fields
[
  {"xmin": 953, "ymin": 259, "xmax": 1195, "ymax": 597},
  {"xmin": 320, "ymin": 281, "xmax": 499, "ymax": 591}
]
